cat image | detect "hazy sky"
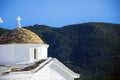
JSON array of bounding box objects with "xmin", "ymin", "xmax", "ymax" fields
[{"xmin": 0, "ymin": 0, "xmax": 120, "ymax": 29}]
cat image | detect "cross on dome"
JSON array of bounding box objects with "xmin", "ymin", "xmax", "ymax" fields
[{"xmin": 16, "ymin": 16, "xmax": 22, "ymax": 28}]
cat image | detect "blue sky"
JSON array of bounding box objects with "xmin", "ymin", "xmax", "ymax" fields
[{"xmin": 0, "ymin": 0, "xmax": 120, "ymax": 29}]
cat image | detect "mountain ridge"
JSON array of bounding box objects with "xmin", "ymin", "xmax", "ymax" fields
[{"xmin": 0, "ymin": 22, "xmax": 120, "ymax": 80}]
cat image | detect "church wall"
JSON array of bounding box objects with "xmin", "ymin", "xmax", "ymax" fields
[
  {"xmin": 0, "ymin": 44, "xmax": 49, "ymax": 64},
  {"xmin": 31, "ymin": 63, "xmax": 74, "ymax": 80},
  {"xmin": 0, "ymin": 72, "xmax": 32, "ymax": 80},
  {"xmin": 37, "ymin": 46, "xmax": 48, "ymax": 60},
  {"xmin": 14, "ymin": 44, "xmax": 30, "ymax": 63},
  {"xmin": 29, "ymin": 44, "xmax": 49, "ymax": 62},
  {"xmin": 29, "ymin": 47, "xmax": 35, "ymax": 62},
  {"xmin": 0, "ymin": 60, "xmax": 76, "ymax": 80},
  {"xmin": 14, "ymin": 44, "xmax": 48, "ymax": 63},
  {"xmin": 49, "ymin": 63, "xmax": 74, "ymax": 80},
  {"xmin": 0, "ymin": 45, "xmax": 15, "ymax": 64}
]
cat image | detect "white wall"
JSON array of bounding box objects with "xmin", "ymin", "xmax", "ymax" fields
[
  {"xmin": 0, "ymin": 59, "xmax": 77, "ymax": 80},
  {"xmin": 0, "ymin": 65, "xmax": 74, "ymax": 80},
  {"xmin": 0, "ymin": 44, "xmax": 49, "ymax": 65},
  {"xmin": 0, "ymin": 73, "xmax": 32, "ymax": 80},
  {"xmin": 0, "ymin": 45, "xmax": 15, "ymax": 64},
  {"xmin": 31, "ymin": 63, "xmax": 74, "ymax": 80},
  {"xmin": 37, "ymin": 45, "xmax": 48, "ymax": 60}
]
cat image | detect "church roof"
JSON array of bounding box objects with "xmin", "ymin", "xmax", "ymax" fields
[
  {"xmin": 0, "ymin": 28, "xmax": 44, "ymax": 44},
  {"xmin": 0, "ymin": 58, "xmax": 79, "ymax": 79}
]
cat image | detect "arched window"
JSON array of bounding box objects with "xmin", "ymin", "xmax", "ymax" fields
[{"xmin": 34, "ymin": 48, "xmax": 37, "ymax": 59}]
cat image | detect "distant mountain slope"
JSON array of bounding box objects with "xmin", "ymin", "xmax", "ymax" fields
[
  {"xmin": 0, "ymin": 28, "xmax": 9, "ymax": 36},
  {"xmin": 0, "ymin": 22, "xmax": 120, "ymax": 80}
]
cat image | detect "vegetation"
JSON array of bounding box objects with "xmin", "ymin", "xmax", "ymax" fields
[
  {"xmin": 0, "ymin": 28, "xmax": 9, "ymax": 36},
  {"xmin": 11, "ymin": 59, "xmax": 46, "ymax": 72},
  {"xmin": 0, "ymin": 22, "xmax": 120, "ymax": 80}
]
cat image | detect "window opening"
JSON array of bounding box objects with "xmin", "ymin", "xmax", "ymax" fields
[{"xmin": 34, "ymin": 48, "xmax": 37, "ymax": 59}]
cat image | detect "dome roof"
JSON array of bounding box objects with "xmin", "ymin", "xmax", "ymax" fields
[{"xmin": 0, "ymin": 28, "xmax": 44, "ymax": 44}]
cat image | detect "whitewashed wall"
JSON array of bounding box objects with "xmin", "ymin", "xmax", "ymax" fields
[
  {"xmin": 37, "ymin": 45, "xmax": 48, "ymax": 60},
  {"xmin": 0, "ymin": 59, "xmax": 77, "ymax": 80},
  {"xmin": 0, "ymin": 73, "xmax": 32, "ymax": 80},
  {"xmin": 31, "ymin": 63, "xmax": 74, "ymax": 80},
  {"xmin": 0, "ymin": 64, "xmax": 74, "ymax": 80},
  {"xmin": 0, "ymin": 44, "xmax": 49, "ymax": 65},
  {"xmin": 0, "ymin": 45, "xmax": 15, "ymax": 64}
]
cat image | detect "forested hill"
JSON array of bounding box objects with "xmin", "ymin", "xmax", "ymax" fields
[{"xmin": 0, "ymin": 22, "xmax": 120, "ymax": 80}]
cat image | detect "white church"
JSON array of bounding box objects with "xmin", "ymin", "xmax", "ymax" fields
[{"xmin": 0, "ymin": 17, "xmax": 79, "ymax": 80}]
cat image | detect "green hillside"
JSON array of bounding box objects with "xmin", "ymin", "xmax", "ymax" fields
[
  {"xmin": 0, "ymin": 28, "xmax": 9, "ymax": 36},
  {"xmin": 0, "ymin": 22, "xmax": 120, "ymax": 80}
]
